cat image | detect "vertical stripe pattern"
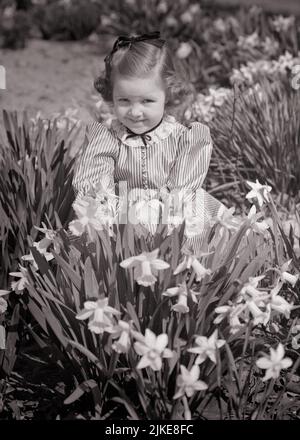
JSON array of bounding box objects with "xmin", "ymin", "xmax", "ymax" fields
[{"xmin": 72, "ymin": 116, "xmax": 227, "ymax": 254}]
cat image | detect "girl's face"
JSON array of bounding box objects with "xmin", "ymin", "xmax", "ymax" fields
[{"xmin": 112, "ymin": 71, "xmax": 166, "ymax": 134}]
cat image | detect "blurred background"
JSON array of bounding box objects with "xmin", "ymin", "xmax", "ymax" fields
[{"xmin": 0, "ymin": 0, "xmax": 300, "ymax": 122}]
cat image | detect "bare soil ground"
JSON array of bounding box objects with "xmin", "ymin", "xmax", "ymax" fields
[
  {"xmin": 0, "ymin": 37, "xmax": 113, "ymax": 119},
  {"xmin": 0, "ymin": 36, "xmax": 114, "ymax": 152}
]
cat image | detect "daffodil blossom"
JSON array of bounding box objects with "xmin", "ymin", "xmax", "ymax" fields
[
  {"xmin": 278, "ymin": 260, "xmax": 299, "ymax": 287},
  {"xmin": 34, "ymin": 223, "xmax": 60, "ymax": 253},
  {"xmin": 246, "ymin": 205, "xmax": 270, "ymax": 235},
  {"xmin": 111, "ymin": 320, "xmax": 132, "ymax": 354},
  {"xmin": 163, "ymin": 284, "xmax": 190, "ymax": 313},
  {"xmin": 246, "ymin": 301, "xmax": 271, "ymax": 326},
  {"xmin": 120, "ymin": 249, "xmax": 169, "ymax": 287},
  {"xmin": 133, "ymin": 329, "xmax": 173, "ymax": 371},
  {"xmin": 269, "ymin": 283, "xmax": 295, "ymax": 318},
  {"xmin": 176, "ymin": 42, "xmax": 192, "ymax": 59},
  {"xmin": 214, "ymin": 303, "xmax": 247, "ymax": 334},
  {"xmin": 256, "ymin": 343, "xmax": 293, "ymax": 381},
  {"xmin": 245, "ymin": 179, "xmax": 272, "ymax": 207},
  {"xmin": 240, "ymin": 275, "xmax": 266, "ymax": 299},
  {"xmin": 9, "ymin": 265, "xmax": 29, "ymax": 293},
  {"xmin": 76, "ymin": 298, "xmax": 120, "ymax": 334},
  {"xmin": 210, "ymin": 206, "xmax": 240, "ymax": 236},
  {"xmin": 239, "ymin": 276, "xmax": 270, "ymax": 323},
  {"xmin": 164, "ymin": 283, "xmax": 203, "ymax": 314},
  {"xmin": 21, "ymin": 240, "xmax": 54, "ymax": 269},
  {"xmin": 174, "ymin": 255, "xmax": 212, "ymax": 282},
  {"xmin": 188, "ymin": 330, "xmax": 225, "ymax": 364},
  {"xmin": 173, "ymin": 365, "xmax": 208, "ymax": 399},
  {"xmin": 69, "ymin": 195, "xmax": 115, "ymax": 237}
]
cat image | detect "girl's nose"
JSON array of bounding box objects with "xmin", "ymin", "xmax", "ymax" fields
[{"xmin": 129, "ymin": 104, "xmax": 143, "ymax": 118}]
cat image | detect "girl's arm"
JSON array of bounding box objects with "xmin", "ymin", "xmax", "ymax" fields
[
  {"xmin": 72, "ymin": 122, "xmax": 119, "ymax": 201},
  {"xmin": 165, "ymin": 122, "xmax": 212, "ymax": 195},
  {"xmin": 164, "ymin": 123, "xmax": 227, "ymax": 254}
]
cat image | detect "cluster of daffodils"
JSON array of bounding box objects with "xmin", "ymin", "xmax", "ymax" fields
[
  {"xmin": 75, "ymin": 296, "xmax": 226, "ymax": 413},
  {"xmin": 213, "ymin": 16, "xmax": 239, "ymax": 34},
  {"xmin": 214, "ymin": 268, "xmax": 298, "ymax": 333},
  {"xmin": 120, "ymin": 247, "xmax": 212, "ymax": 289},
  {"xmin": 176, "ymin": 42, "xmax": 193, "ymax": 59},
  {"xmin": 271, "ymin": 15, "xmax": 295, "ymax": 33},
  {"xmin": 75, "ymin": 291, "xmax": 233, "ymax": 418},
  {"xmin": 230, "ymin": 51, "xmax": 300, "ymax": 86},
  {"xmin": 237, "ymin": 32, "xmax": 279, "ymax": 57},
  {"xmin": 76, "ymin": 299, "xmax": 174, "ymax": 369},
  {"xmin": 69, "ymin": 177, "xmax": 119, "ymax": 238},
  {"xmin": 30, "ymin": 107, "xmax": 81, "ymax": 130},
  {"xmin": 256, "ymin": 343, "xmax": 293, "ymax": 381},
  {"xmin": 184, "ymin": 87, "xmax": 232, "ymax": 123},
  {"xmin": 1, "ymin": 222, "xmax": 66, "ymax": 304}
]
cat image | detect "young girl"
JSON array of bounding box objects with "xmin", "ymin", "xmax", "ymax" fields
[{"xmin": 72, "ymin": 31, "xmax": 227, "ymax": 253}]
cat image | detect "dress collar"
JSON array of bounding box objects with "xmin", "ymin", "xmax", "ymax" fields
[{"xmin": 111, "ymin": 114, "xmax": 177, "ymax": 147}]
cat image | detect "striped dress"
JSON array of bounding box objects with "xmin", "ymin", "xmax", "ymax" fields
[{"xmin": 72, "ymin": 114, "xmax": 227, "ymax": 254}]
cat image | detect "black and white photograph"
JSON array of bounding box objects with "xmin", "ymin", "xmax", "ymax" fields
[{"xmin": 0, "ymin": 0, "xmax": 300, "ymax": 424}]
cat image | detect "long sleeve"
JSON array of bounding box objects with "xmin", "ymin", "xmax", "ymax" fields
[
  {"xmin": 163, "ymin": 122, "xmax": 227, "ymax": 255},
  {"xmin": 72, "ymin": 122, "xmax": 119, "ymax": 199},
  {"xmin": 165, "ymin": 122, "xmax": 212, "ymax": 194}
]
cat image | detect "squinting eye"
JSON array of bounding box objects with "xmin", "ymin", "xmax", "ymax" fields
[
  {"xmin": 143, "ymin": 99, "xmax": 154, "ymax": 103},
  {"xmin": 118, "ymin": 98, "xmax": 129, "ymax": 102}
]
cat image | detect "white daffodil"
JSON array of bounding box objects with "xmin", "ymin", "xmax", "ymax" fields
[
  {"xmin": 188, "ymin": 330, "xmax": 225, "ymax": 364},
  {"xmin": 173, "ymin": 365, "xmax": 208, "ymax": 399},
  {"xmin": 111, "ymin": 320, "xmax": 132, "ymax": 354},
  {"xmin": 172, "ymin": 293, "xmax": 189, "ymax": 313},
  {"xmin": 120, "ymin": 249, "xmax": 169, "ymax": 287},
  {"xmin": 246, "ymin": 301, "xmax": 271, "ymax": 326},
  {"xmin": 279, "ymin": 260, "xmax": 299, "ymax": 287},
  {"xmin": 76, "ymin": 298, "xmax": 120, "ymax": 335},
  {"xmin": 246, "ymin": 205, "xmax": 270, "ymax": 235},
  {"xmin": 133, "ymin": 329, "xmax": 173, "ymax": 371},
  {"xmin": 214, "ymin": 303, "xmax": 247, "ymax": 334},
  {"xmin": 240, "ymin": 275, "xmax": 266, "ymax": 299},
  {"xmin": 9, "ymin": 265, "xmax": 29, "ymax": 293},
  {"xmin": 213, "ymin": 305, "xmax": 232, "ymax": 324},
  {"xmin": 157, "ymin": 0, "xmax": 168, "ymax": 14},
  {"xmin": 174, "ymin": 255, "xmax": 211, "ymax": 282},
  {"xmin": 211, "ymin": 206, "xmax": 240, "ymax": 235},
  {"xmin": 34, "ymin": 222, "xmax": 56, "ymax": 240},
  {"xmin": 176, "ymin": 42, "xmax": 192, "ymax": 59},
  {"xmin": 34, "ymin": 223, "xmax": 60, "ymax": 253},
  {"xmin": 269, "ymin": 283, "xmax": 295, "ymax": 319},
  {"xmin": 271, "ymin": 15, "xmax": 295, "ymax": 33},
  {"xmin": 164, "ymin": 283, "xmax": 203, "ymax": 313},
  {"xmin": 245, "ymin": 179, "xmax": 272, "ymax": 207},
  {"xmin": 180, "ymin": 11, "xmax": 193, "ymax": 24},
  {"xmin": 69, "ymin": 195, "xmax": 115, "ymax": 237},
  {"xmin": 21, "ymin": 240, "xmax": 54, "ymax": 269},
  {"xmin": 165, "ymin": 16, "xmax": 178, "ymax": 28},
  {"xmin": 163, "ymin": 284, "xmax": 190, "ymax": 314},
  {"xmin": 256, "ymin": 343, "xmax": 293, "ymax": 381}
]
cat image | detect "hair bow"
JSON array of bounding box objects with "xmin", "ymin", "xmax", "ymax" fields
[{"xmin": 105, "ymin": 31, "xmax": 163, "ymax": 64}]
